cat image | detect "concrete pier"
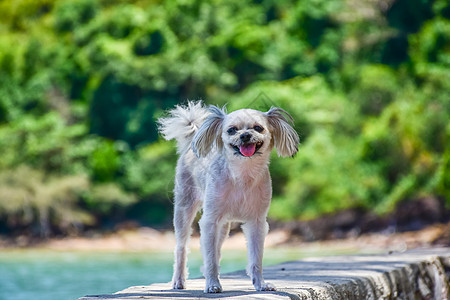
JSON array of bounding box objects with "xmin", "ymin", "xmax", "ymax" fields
[{"xmin": 80, "ymin": 248, "xmax": 449, "ymax": 299}]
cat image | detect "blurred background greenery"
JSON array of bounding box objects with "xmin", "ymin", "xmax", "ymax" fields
[{"xmin": 0, "ymin": 0, "xmax": 448, "ymax": 239}]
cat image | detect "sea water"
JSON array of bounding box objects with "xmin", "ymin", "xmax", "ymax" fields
[
  {"xmin": 0, "ymin": 247, "xmax": 356, "ymax": 300},
  {"xmin": 1, "ymin": 250, "xmax": 177, "ymax": 300}
]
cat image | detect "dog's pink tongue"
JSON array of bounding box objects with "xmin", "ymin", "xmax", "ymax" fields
[{"xmin": 240, "ymin": 143, "xmax": 256, "ymax": 157}]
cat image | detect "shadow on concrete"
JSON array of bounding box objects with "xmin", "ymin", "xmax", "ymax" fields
[{"xmin": 83, "ymin": 289, "xmax": 299, "ymax": 299}]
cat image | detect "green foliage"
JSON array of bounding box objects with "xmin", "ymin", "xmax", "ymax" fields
[
  {"xmin": 85, "ymin": 183, "xmax": 137, "ymax": 215},
  {"xmin": 54, "ymin": 0, "xmax": 99, "ymax": 32},
  {"xmin": 0, "ymin": 166, "xmax": 91, "ymax": 236},
  {"xmin": 0, "ymin": 0, "xmax": 448, "ymax": 235},
  {"xmin": 0, "ymin": 112, "xmax": 88, "ymax": 172},
  {"xmin": 123, "ymin": 141, "xmax": 177, "ymax": 201},
  {"xmin": 437, "ymin": 138, "xmax": 450, "ymax": 206},
  {"xmin": 350, "ymin": 65, "xmax": 398, "ymax": 115},
  {"xmin": 89, "ymin": 140, "xmax": 120, "ymax": 182}
]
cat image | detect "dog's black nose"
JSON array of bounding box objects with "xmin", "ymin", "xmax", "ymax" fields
[{"xmin": 240, "ymin": 132, "xmax": 251, "ymax": 143}]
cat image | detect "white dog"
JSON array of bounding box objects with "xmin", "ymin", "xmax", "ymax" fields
[{"xmin": 158, "ymin": 101, "xmax": 299, "ymax": 293}]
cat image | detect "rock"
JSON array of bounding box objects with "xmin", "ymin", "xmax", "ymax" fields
[{"xmin": 79, "ymin": 248, "xmax": 449, "ymax": 300}]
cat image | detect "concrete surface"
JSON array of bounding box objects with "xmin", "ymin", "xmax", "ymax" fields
[{"xmin": 79, "ymin": 248, "xmax": 449, "ymax": 300}]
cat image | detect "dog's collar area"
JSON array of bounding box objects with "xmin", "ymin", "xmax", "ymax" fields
[{"xmin": 230, "ymin": 142, "xmax": 263, "ymax": 157}]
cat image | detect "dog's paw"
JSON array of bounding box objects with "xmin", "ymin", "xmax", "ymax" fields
[
  {"xmin": 257, "ymin": 282, "xmax": 276, "ymax": 291},
  {"xmin": 172, "ymin": 279, "xmax": 185, "ymax": 289},
  {"xmin": 204, "ymin": 284, "xmax": 222, "ymax": 293}
]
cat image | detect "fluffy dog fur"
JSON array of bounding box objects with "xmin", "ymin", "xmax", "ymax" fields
[{"xmin": 158, "ymin": 101, "xmax": 299, "ymax": 293}]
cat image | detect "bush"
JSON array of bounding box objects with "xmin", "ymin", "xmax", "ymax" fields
[
  {"xmin": 54, "ymin": 0, "xmax": 99, "ymax": 32},
  {"xmin": 0, "ymin": 0, "xmax": 448, "ymax": 233},
  {"xmin": 0, "ymin": 166, "xmax": 90, "ymax": 237}
]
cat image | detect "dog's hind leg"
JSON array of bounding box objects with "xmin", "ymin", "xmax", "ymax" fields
[{"xmin": 172, "ymin": 173, "xmax": 201, "ymax": 289}]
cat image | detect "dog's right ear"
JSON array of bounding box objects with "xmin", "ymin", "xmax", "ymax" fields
[{"xmin": 192, "ymin": 105, "xmax": 226, "ymax": 157}]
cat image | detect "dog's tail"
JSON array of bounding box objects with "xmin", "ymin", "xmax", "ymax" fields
[{"xmin": 157, "ymin": 101, "xmax": 210, "ymax": 154}]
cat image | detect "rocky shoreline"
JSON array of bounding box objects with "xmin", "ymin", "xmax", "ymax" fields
[
  {"xmin": 1, "ymin": 222, "xmax": 448, "ymax": 254},
  {"xmin": 2, "ymin": 197, "xmax": 449, "ymax": 252}
]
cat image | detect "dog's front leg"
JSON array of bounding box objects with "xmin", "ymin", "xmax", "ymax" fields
[
  {"xmin": 199, "ymin": 216, "xmax": 223, "ymax": 293},
  {"xmin": 242, "ymin": 220, "xmax": 276, "ymax": 291}
]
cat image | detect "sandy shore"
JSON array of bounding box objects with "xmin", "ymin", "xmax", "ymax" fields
[{"xmin": 3, "ymin": 222, "xmax": 447, "ymax": 253}]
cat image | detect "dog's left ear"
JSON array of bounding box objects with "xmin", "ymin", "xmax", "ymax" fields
[
  {"xmin": 266, "ymin": 107, "xmax": 300, "ymax": 157},
  {"xmin": 192, "ymin": 105, "xmax": 226, "ymax": 157}
]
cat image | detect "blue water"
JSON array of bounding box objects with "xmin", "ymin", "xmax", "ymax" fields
[
  {"xmin": 0, "ymin": 247, "xmax": 357, "ymax": 300},
  {"xmin": 0, "ymin": 250, "xmax": 176, "ymax": 300},
  {"xmin": 0, "ymin": 249, "xmax": 289, "ymax": 300}
]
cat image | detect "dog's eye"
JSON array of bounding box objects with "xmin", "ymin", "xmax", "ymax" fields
[
  {"xmin": 227, "ymin": 127, "xmax": 237, "ymax": 135},
  {"xmin": 254, "ymin": 125, "xmax": 264, "ymax": 133}
]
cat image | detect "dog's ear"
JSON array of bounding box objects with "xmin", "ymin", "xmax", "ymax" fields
[
  {"xmin": 192, "ymin": 105, "xmax": 226, "ymax": 157},
  {"xmin": 266, "ymin": 107, "xmax": 300, "ymax": 157}
]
